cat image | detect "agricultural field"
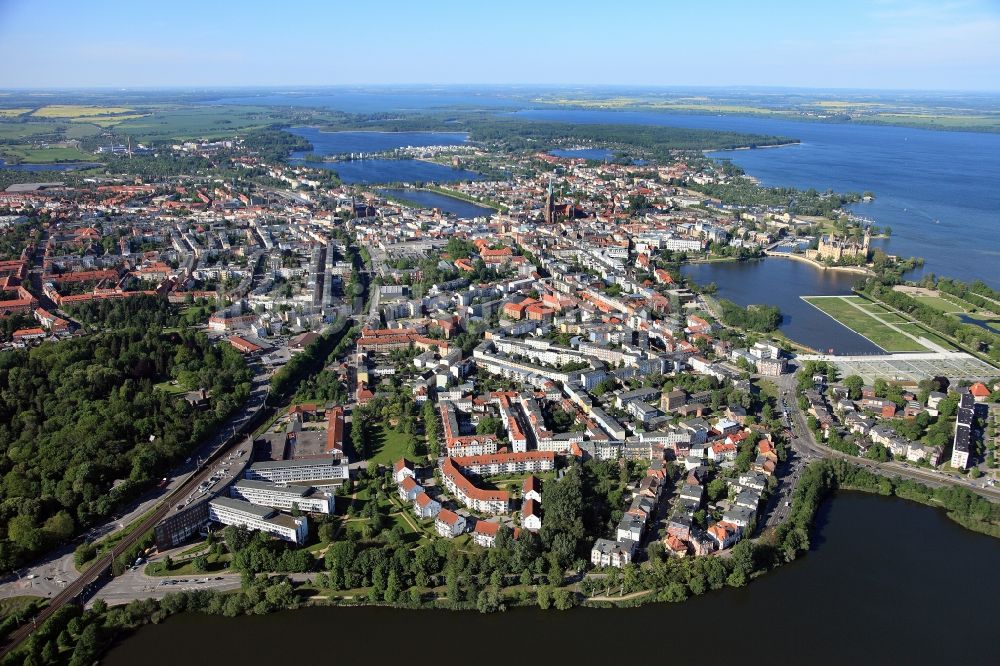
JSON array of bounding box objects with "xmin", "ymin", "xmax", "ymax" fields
[
  {"xmin": 802, "ymin": 295, "xmax": 930, "ymax": 352},
  {"xmin": 0, "ymin": 122, "xmax": 68, "ymax": 141},
  {"xmin": 31, "ymin": 104, "xmax": 135, "ymax": 118},
  {"xmin": 0, "ymin": 108, "xmax": 31, "ymax": 118},
  {"xmin": 113, "ymin": 105, "xmax": 280, "ymax": 142}
]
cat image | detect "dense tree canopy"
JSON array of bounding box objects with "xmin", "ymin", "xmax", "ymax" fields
[{"xmin": 0, "ymin": 300, "xmax": 250, "ymax": 572}]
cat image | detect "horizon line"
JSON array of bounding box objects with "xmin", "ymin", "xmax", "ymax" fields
[{"xmin": 2, "ymin": 83, "xmax": 1000, "ymax": 95}]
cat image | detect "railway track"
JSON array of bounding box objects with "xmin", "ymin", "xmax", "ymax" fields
[{"xmin": 0, "ymin": 400, "xmax": 273, "ymax": 659}]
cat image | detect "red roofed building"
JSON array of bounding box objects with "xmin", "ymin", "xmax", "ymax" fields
[
  {"xmin": 228, "ymin": 335, "xmax": 261, "ymax": 354},
  {"xmin": 325, "ymin": 406, "xmax": 345, "ymax": 455},
  {"xmin": 970, "ymin": 382, "xmax": 991, "ymax": 402},
  {"xmin": 0, "ymin": 285, "xmax": 38, "ymax": 317},
  {"xmin": 440, "ymin": 457, "xmax": 509, "ymax": 514},
  {"xmin": 450, "ymin": 450, "xmax": 556, "ymax": 476},
  {"xmin": 12, "ymin": 327, "xmax": 46, "ymax": 341},
  {"xmin": 707, "ymin": 521, "xmax": 741, "ymax": 550},
  {"xmin": 435, "ymin": 508, "xmax": 467, "ymax": 538},
  {"xmin": 521, "ymin": 499, "xmax": 542, "ymax": 531},
  {"xmin": 654, "ymin": 268, "xmax": 675, "ymax": 285},
  {"xmin": 413, "ymin": 491, "xmax": 440, "ymax": 519}
]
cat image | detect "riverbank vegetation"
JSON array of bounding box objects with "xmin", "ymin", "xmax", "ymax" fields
[
  {"xmin": 861, "ymin": 279, "xmax": 1000, "ymax": 362},
  {"xmin": 688, "ymin": 176, "xmax": 863, "ymax": 218},
  {"xmin": 10, "ymin": 453, "xmax": 1000, "ymax": 666},
  {"xmin": 718, "ymin": 299, "xmax": 782, "ymax": 332}
]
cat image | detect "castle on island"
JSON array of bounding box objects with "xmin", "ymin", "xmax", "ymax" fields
[{"xmin": 807, "ymin": 229, "xmax": 871, "ymax": 262}]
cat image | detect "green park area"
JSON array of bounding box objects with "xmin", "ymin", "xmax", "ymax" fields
[
  {"xmin": 802, "ymin": 295, "xmax": 929, "ymax": 352},
  {"xmin": 366, "ymin": 424, "xmax": 418, "ymax": 467}
]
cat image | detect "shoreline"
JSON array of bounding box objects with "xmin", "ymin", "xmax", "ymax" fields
[
  {"xmin": 704, "ymin": 140, "xmax": 800, "ymax": 154},
  {"xmin": 377, "ymin": 186, "xmax": 499, "ymax": 215},
  {"xmin": 291, "ymin": 125, "xmax": 470, "ymax": 139},
  {"xmin": 763, "ymin": 250, "xmax": 874, "ymax": 276}
]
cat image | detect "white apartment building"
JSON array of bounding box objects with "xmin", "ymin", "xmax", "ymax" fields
[
  {"xmin": 208, "ymin": 497, "xmax": 309, "ymax": 545},
  {"xmin": 230, "ymin": 479, "xmax": 333, "ymax": 514},
  {"xmin": 245, "ymin": 455, "xmax": 348, "ymax": 487}
]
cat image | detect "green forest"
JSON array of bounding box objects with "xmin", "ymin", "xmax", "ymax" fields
[{"xmin": 0, "ymin": 298, "xmax": 251, "ymax": 572}]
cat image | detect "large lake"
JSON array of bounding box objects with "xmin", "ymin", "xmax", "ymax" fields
[
  {"xmin": 514, "ymin": 109, "xmax": 1000, "ymax": 288},
  {"xmin": 298, "ymin": 158, "xmax": 482, "ymax": 185},
  {"xmin": 103, "ymin": 492, "xmax": 1000, "ymax": 666},
  {"xmin": 380, "ymin": 188, "xmax": 495, "ymax": 219},
  {"xmin": 682, "ymin": 259, "xmax": 880, "ymax": 354},
  {"xmin": 209, "ymin": 89, "xmax": 523, "ymax": 113},
  {"xmin": 288, "ymin": 127, "xmax": 468, "ymax": 156},
  {"xmin": 287, "ymin": 127, "xmax": 481, "ymax": 184}
]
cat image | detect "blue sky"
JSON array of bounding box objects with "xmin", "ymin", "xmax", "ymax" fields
[{"xmin": 1, "ymin": 0, "xmax": 998, "ymax": 90}]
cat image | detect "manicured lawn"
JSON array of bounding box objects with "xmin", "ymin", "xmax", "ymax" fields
[
  {"xmin": 145, "ymin": 551, "xmax": 232, "ymax": 576},
  {"xmin": 896, "ymin": 324, "xmax": 958, "ymax": 350},
  {"xmin": 803, "ymin": 296, "xmax": 929, "ymax": 352},
  {"xmin": 366, "ymin": 425, "xmax": 414, "ymax": 466},
  {"xmin": 914, "ymin": 295, "xmax": 967, "ymax": 313}
]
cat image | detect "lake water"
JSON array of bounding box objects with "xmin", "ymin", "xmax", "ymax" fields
[
  {"xmin": 549, "ymin": 148, "xmax": 614, "ymax": 160},
  {"xmin": 103, "ymin": 492, "xmax": 1000, "ymax": 666},
  {"xmin": 0, "ymin": 159, "xmax": 101, "ymax": 171},
  {"xmin": 514, "ymin": 109, "xmax": 1000, "ymax": 288},
  {"xmin": 299, "ymin": 158, "xmax": 483, "ymax": 185},
  {"xmin": 380, "ymin": 188, "xmax": 495, "ymax": 219},
  {"xmin": 209, "ymin": 88, "xmax": 523, "ymax": 113},
  {"xmin": 286, "ymin": 127, "xmax": 481, "ymax": 184},
  {"xmin": 682, "ymin": 259, "xmax": 881, "ymax": 354},
  {"xmin": 287, "ymin": 127, "xmax": 468, "ymax": 156}
]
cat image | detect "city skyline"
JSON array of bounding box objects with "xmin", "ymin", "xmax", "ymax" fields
[{"xmin": 1, "ymin": 0, "xmax": 999, "ymax": 91}]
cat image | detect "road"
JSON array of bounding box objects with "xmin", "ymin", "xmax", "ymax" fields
[
  {"xmin": 92, "ymin": 563, "xmax": 314, "ymax": 607},
  {"xmin": 770, "ymin": 372, "xmax": 1000, "ymax": 502},
  {"xmin": 0, "ymin": 360, "xmax": 274, "ymax": 658}
]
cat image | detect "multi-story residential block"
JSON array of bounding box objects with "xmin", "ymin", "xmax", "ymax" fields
[
  {"xmin": 208, "ymin": 497, "xmax": 308, "ymax": 545},
  {"xmin": 435, "ymin": 508, "xmax": 467, "ymax": 538},
  {"xmin": 230, "ymin": 479, "xmax": 333, "ymax": 514}
]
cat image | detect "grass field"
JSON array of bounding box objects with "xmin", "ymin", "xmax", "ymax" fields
[
  {"xmin": 153, "ymin": 380, "xmax": 187, "ymax": 395},
  {"xmin": 72, "ymin": 113, "xmax": 149, "ymax": 127},
  {"xmin": 895, "ymin": 324, "xmax": 958, "ymax": 350},
  {"xmin": 367, "ymin": 425, "xmax": 414, "ymax": 466},
  {"xmin": 803, "ymin": 295, "xmax": 929, "ymax": 352},
  {"xmin": 913, "ymin": 295, "xmax": 968, "ymax": 313},
  {"xmin": 0, "ymin": 122, "xmax": 67, "ymax": 141},
  {"xmin": 31, "ymin": 104, "xmax": 134, "ymax": 118},
  {"xmin": 0, "ymin": 146, "xmax": 95, "ymax": 163},
  {"xmin": 0, "ymin": 108, "xmax": 31, "ymax": 118},
  {"xmin": 0, "ymin": 596, "xmax": 44, "ymax": 621}
]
